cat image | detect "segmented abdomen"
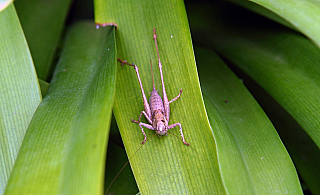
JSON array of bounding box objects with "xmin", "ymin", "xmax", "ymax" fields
[{"xmin": 149, "ymin": 88, "xmax": 164, "ymax": 116}]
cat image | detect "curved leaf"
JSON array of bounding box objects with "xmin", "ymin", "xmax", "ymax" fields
[
  {"xmin": 227, "ymin": 0, "xmax": 296, "ymax": 30},
  {"xmin": 205, "ymin": 6, "xmax": 320, "ymax": 149},
  {"xmin": 0, "ymin": 4, "xmax": 41, "ymax": 194},
  {"xmin": 233, "ymin": 65, "xmax": 320, "ymax": 194},
  {"xmin": 249, "ymin": 0, "xmax": 320, "ymax": 49},
  {"xmin": 196, "ymin": 47, "xmax": 302, "ymax": 194},
  {"xmin": 187, "ymin": 1, "xmax": 319, "ymax": 194},
  {"xmin": 95, "ymin": 0, "xmax": 224, "ymax": 194},
  {"xmin": 4, "ymin": 22, "xmax": 116, "ymax": 195}
]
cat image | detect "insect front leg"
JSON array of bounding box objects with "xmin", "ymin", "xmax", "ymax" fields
[
  {"xmin": 132, "ymin": 111, "xmax": 153, "ymax": 124},
  {"xmin": 168, "ymin": 123, "xmax": 190, "ymax": 145},
  {"xmin": 139, "ymin": 123, "xmax": 154, "ymax": 144}
]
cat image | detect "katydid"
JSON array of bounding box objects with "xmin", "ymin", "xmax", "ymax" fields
[
  {"xmin": 105, "ymin": 29, "xmax": 189, "ymax": 195},
  {"xmin": 118, "ymin": 29, "xmax": 189, "ymax": 145}
]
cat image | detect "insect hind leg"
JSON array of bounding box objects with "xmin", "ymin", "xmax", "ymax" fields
[
  {"xmin": 117, "ymin": 58, "xmax": 152, "ymax": 118},
  {"xmin": 153, "ymin": 29, "xmax": 170, "ymax": 121}
]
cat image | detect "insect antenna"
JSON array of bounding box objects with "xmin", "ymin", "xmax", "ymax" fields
[
  {"xmin": 105, "ymin": 133, "xmax": 158, "ymax": 195},
  {"xmin": 167, "ymin": 131, "xmax": 187, "ymax": 143},
  {"xmin": 150, "ymin": 60, "xmax": 155, "ymax": 90}
]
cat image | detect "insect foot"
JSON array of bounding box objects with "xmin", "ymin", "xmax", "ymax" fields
[{"xmin": 117, "ymin": 29, "xmax": 189, "ymax": 145}]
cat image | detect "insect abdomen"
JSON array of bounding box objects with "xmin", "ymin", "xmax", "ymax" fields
[{"xmin": 149, "ymin": 88, "xmax": 164, "ymax": 116}]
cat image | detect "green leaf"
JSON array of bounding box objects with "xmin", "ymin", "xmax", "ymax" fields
[
  {"xmin": 14, "ymin": 0, "xmax": 73, "ymax": 81},
  {"xmin": 249, "ymin": 0, "xmax": 320, "ymax": 48},
  {"xmin": 196, "ymin": 47, "xmax": 302, "ymax": 194},
  {"xmin": 205, "ymin": 4, "xmax": 320, "ymax": 149},
  {"xmin": 188, "ymin": 2, "xmax": 320, "ymax": 193},
  {"xmin": 4, "ymin": 22, "xmax": 116, "ymax": 195},
  {"xmin": 95, "ymin": 0, "xmax": 224, "ymax": 194},
  {"xmin": 233, "ymin": 64, "xmax": 320, "ymax": 195},
  {"xmin": 0, "ymin": 4, "xmax": 41, "ymax": 194}
]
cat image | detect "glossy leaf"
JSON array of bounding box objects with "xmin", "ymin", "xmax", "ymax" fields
[
  {"xmin": 205, "ymin": 5, "xmax": 320, "ymax": 149},
  {"xmin": 0, "ymin": 4, "xmax": 41, "ymax": 194},
  {"xmin": 4, "ymin": 22, "xmax": 116, "ymax": 195},
  {"xmin": 232, "ymin": 64, "xmax": 320, "ymax": 195},
  {"xmin": 196, "ymin": 47, "xmax": 302, "ymax": 194},
  {"xmin": 187, "ymin": 2, "xmax": 320, "ymax": 193},
  {"xmin": 250, "ymin": 0, "xmax": 320, "ymax": 48}
]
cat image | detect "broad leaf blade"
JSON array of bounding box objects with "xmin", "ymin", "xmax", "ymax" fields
[
  {"xmin": 0, "ymin": 4, "xmax": 41, "ymax": 194},
  {"xmin": 196, "ymin": 47, "xmax": 302, "ymax": 194},
  {"xmin": 233, "ymin": 64, "xmax": 320, "ymax": 195},
  {"xmin": 205, "ymin": 6, "xmax": 320, "ymax": 149},
  {"xmin": 4, "ymin": 22, "xmax": 116, "ymax": 195},
  {"xmin": 95, "ymin": 0, "xmax": 224, "ymax": 194}
]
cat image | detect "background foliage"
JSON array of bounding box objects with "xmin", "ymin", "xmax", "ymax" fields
[{"xmin": 0, "ymin": 0, "xmax": 319, "ymax": 194}]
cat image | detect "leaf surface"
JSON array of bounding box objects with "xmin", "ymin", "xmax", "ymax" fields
[
  {"xmin": 196, "ymin": 47, "xmax": 302, "ymax": 194},
  {"xmin": 0, "ymin": 4, "xmax": 41, "ymax": 194},
  {"xmin": 4, "ymin": 22, "xmax": 116, "ymax": 195},
  {"xmin": 250, "ymin": 0, "xmax": 320, "ymax": 48}
]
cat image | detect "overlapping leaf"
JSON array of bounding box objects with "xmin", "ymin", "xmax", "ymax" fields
[
  {"xmin": 95, "ymin": 0, "xmax": 303, "ymax": 194},
  {"xmin": 0, "ymin": 4, "xmax": 41, "ymax": 194},
  {"xmin": 197, "ymin": 47, "xmax": 302, "ymax": 194},
  {"xmin": 186, "ymin": 1, "xmax": 319, "ymax": 193},
  {"xmin": 4, "ymin": 22, "xmax": 116, "ymax": 195},
  {"xmin": 250, "ymin": 0, "xmax": 320, "ymax": 49}
]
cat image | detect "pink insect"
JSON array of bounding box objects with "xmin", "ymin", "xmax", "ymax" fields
[{"xmin": 118, "ymin": 29, "xmax": 189, "ymax": 145}]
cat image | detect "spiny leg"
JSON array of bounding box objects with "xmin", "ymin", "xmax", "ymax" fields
[
  {"xmin": 153, "ymin": 29, "xmax": 170, "ymax": 122},
  {"xmin": 132, "ymin": 111, "xmax": 153, "ymax": 125},
  {"xmin": 168, "ymin": 123, "xmax": 190, "ymax": 145},
  {"xmin": 139, "ymin": 123, "xmax": 154, "ymax": 144},
  {"xmin": 118, "ymin": 59, "xmax": 152, "ymax": 118},
  {"xmin": 169, "ymin": 89, "xmax": 182, "ymax": 104}
]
